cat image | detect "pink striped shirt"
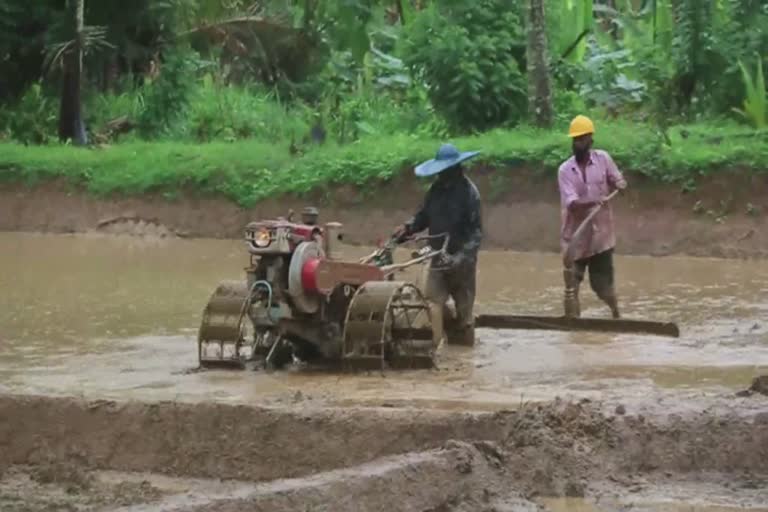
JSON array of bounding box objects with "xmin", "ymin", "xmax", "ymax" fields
[{"xmin": 558, "ymin": 149, "xmax": 626, "ymax": 261}]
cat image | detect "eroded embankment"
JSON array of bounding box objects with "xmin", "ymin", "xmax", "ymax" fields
[
  {"xmin": 1, "ymin": 394, "xmax": 767, "ymax": 511},
  {"xmin": 3, "ymin": 169, "xmax": 768, "ymax": 258},
  {"xmin": 0, "ymin": 394, "xmax": 499, "ymax": 482}
]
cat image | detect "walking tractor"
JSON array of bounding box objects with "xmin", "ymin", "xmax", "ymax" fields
[
  {"xmin": 198, "ymin": 207, "xmax": 680, "ymax": 372},
  {"xmin": 197, "ymin": 207, "xmax": 448, "ymax": 371}
]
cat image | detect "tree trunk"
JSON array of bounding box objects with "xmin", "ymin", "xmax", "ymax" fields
[
  {"xmin": 58, "ymin": 0, "xmax": 88, "ymax": 145},
  {"xmin": 607, "ymin": 0, "xmax": 619, "ymax": 40},
  {"xmin": 526, "ymin": 0, "xmax": 554, "ymax": 128}
]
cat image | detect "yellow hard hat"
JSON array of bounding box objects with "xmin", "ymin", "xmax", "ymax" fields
[{"xmin": 568, "ymin": 115, "xmax": 595, "ymax": 138}]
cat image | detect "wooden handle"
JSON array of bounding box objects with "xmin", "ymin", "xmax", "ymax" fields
[{"xmin": 562, "ymin": 189, "xmax": 619, "ymax": 267}]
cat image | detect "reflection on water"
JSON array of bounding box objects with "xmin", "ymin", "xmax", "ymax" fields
[{"xmin": 1, "ymin": 232, "xmax": 767, "ymax": 408}]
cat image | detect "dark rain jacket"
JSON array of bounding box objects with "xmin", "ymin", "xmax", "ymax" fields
[{"xmin": 404, "ymin": 172, "xmax": 483, "ymax": 263}]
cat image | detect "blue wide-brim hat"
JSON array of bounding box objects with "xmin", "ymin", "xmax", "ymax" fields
[{"xmin": 414, "ymin": 143, "xmax": 480, "ymax": 177}]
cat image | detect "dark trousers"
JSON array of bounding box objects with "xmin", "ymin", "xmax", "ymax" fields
[
  {"xmin": 570, "ymin": 248, "xmax": 620, "ymax": 318},
  {"xmin": 573, "ymin": 248, "xmax": 615, "ymax": 298},
  {"xmin": 423, "ymin": 259, "xmax": 476, "ymax": 345}
]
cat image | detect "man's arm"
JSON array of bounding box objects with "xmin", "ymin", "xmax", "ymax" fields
[
  {"xmin": 460, "ymin": 185, "xmax": 482, "ymax": 257},
  {"xmin": 569, "ymin": 198, "xmax": 602, "ymax": 211},
  {"xmin": 443, "ymin": 184, "xmax": 482, "ymax": 267},
  {"xmin": 393, "ymin": 186, "xmax": 432, "ymax": 240},
  {"xmin": 559, "ymin": 167, "xmax": 599, "ymax": 212},
  {"xmin": 603, "ymin": 151, "xmax": 627, "ymax": 192}
]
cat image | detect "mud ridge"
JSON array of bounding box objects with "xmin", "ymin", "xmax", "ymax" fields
[
  {"xmin": 4, "ymin": 172, "xmax": 768, "ymax": 258},
  {"xmin": 129, "ymin": 443, "xmax": 516, "ymax": 512},
  {"xmin": 502, "ymin": 398, "xmax": 768, "ymax": 497},
  {"xmin": 2, "ymin": 443, "xmax": 530, "ymax": 512},
  {"xmin": 2, "ymin": 394, "xmax": 768, "ymax": 511},
  {"xmin": 0, "ymin": 394, "xmax": 500, "ymax": 481}
]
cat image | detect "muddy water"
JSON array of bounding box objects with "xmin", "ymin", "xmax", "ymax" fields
[
  {"xmin": 1, "ymin": 232, "xmax": 768, "ymax": 411},
  {"xmin": 541, "ymin": 477, "xmax": 768, "ymax": 512},
  {"xmin": 542, "ymin": 498, "xmax": 768, "ymax": 512}
]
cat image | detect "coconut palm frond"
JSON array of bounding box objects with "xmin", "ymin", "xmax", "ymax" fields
[
  {"xmin": 42, "ymin": 24, "xmax": 115, "ymax": 76},
  {"xmin": 179, "ymin": 15, "xmax": 291, "ymax": 38},
  {"xmin": 42, "ymin": 40, "xmax": 76, "ymax": 75}
]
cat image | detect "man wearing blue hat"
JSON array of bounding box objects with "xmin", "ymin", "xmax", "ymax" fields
[{"xmin": 393, "ymin": 143, "xmax": 483, "ymax": 346}]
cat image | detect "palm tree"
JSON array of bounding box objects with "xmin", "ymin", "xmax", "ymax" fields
[
  {"xmin": 59, "ymin": 0, "xmax": 86, "ymax": 144},
  {"xmin": 47, "ymin": 0, "xmax": 111, "ymax": 145},
  {"xmin": 527, "ymin": 0, "xmax": 554, "ymax": 127}
]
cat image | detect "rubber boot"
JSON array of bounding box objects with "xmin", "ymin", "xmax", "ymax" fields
[
  {"xmin": 442, "ymin": 304, "xmax": 473, "ymax": 346},
  {"xmin": 428, "ymin": 302, "xmax": 446, "ymax": 346},
  {"xmin": 456, "ymin": 324, "xmax": 476, "ymax": 346},
  {"xmin": 445, "ymin": 325, "xmax": 475, "ymax": 346},
  {"xmin": 443, "ymin": 305, "xmax": 459, "ymax": 344},
  {"xmin": 563, "ymin": 267, "xmax": 581, "ymax": 318},
  {"xmin": 600, "ymin": 288, "xmax": 621, "ymax": 319}
]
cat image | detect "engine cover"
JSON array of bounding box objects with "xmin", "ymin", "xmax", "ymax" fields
[
  {"xmin": 288, "ymin": 241, "xmax": 325, "ymax": 314},
  {"xmin": 302, "ymin": 260, "xmax": 385, "ymax": 295}
]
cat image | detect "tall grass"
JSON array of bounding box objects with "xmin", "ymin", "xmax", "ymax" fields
[
  {"xmin": 174, "ymin": 75, "xmax": 311, "ymax": 143},
  {"xmin": 1, "ymin": 74, "xmax": 445, "ymax": 146}
]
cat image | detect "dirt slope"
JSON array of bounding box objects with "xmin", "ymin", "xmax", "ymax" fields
[{"xmin": 2, "ymin": 169, "xmax": 768, "ymax": 258}]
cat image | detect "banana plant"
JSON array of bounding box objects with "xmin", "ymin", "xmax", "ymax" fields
[
  {"xmin": 314, "ymin": 0, "xmax": 414, "ymax": 64},
  {"xmin": 558, "ymin": 0, "xmax": 593, "ymax": 63}
]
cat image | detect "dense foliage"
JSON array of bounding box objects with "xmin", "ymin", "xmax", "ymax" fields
[
  {"xmin": 400, "ymin": 0, "xmax": 527, "ymax": 132},
  {"xmin": 0, "ymin": 0, "xmax": 766, "ymax": 195}
]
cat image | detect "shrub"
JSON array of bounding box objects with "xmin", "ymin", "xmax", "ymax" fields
[
  {"xmin": 400, "ymin": 0, "xmax": 528, "ymax": 132},
  {"xmin": 733, "ymin": 54, "xmax": 767, "ymax": 129},
  {"xmin": 1, "ymin": 83, "xmax": 58, "ymax": 144},
  {"xmin": 137, "ymin": 49, "xmax": 199, "ymax": 137}
]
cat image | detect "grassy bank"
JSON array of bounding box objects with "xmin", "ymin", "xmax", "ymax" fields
[{"xmin": 1, "ymin": 121, "xmax": 767, "ymax": 207}]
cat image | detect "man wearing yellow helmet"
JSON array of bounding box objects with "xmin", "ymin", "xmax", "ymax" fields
[{"xmin": 558, "ymin": 115, "xmax": 627, "ymax": 318}]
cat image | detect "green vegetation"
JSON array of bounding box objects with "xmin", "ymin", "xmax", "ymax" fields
[
  {"xmin": 2, "ymin": 120, "xmax": 766, "ymax": 207},
  {"xmin": 0, "ymin": 0, "xmax": 766, "ymax": 203},
  {"xmin": 734, "ymin": 55, "xmax": 767, "ymax": 129},
  {"xmin": 400, "ymin": 0, "xmax": 527, "ymax": 131}
]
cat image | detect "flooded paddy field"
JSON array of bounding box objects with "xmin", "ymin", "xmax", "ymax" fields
[{"xmin": 1, "ymin": 232, "xmax": 767, "ymax": 511}]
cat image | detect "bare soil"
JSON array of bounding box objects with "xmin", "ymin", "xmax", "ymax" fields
[
  {"xmin": 0, "ymin": 464, "xmax": 167, "ymax": 512},
  {"xmin": 1, "ymin": 394, "xmax": 767, "ymax": 511},
  {"xmin": 3, "ymin": 169, "xmax": 768, "ymax": 258}
]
